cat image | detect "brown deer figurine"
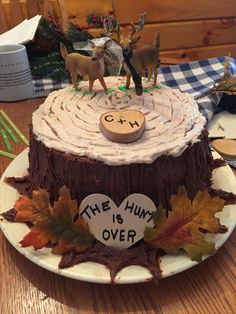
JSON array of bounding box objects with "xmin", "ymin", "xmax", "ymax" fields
[
  {"xmin": 60, "ymin": 39, "xmax": 112, "ymax": 91},
  {"xmin": 104, "ymin": 13, "xmax": 160, "ymax": 95}
]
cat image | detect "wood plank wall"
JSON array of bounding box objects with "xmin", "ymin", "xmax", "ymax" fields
[{"xmin": 1, "ymin": 0, "xmax": 236, "ymax": 61}]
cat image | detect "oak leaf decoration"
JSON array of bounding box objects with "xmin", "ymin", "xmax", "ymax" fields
[
  {"xmin": 144, "ymin": 187, "xmax": 226, "ymax": 262},
  {"xmin": 14, "ymin": 186, "xmax": 94, "ymax": 254}
]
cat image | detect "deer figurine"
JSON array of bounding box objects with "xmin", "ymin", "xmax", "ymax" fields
[
  {"xmin": 104, "ymin": 13, "xmax": 160, "ymax": 95},
  {"xmin": 60, "ymin": 39, "xmax": 112, "ymax": 91}
]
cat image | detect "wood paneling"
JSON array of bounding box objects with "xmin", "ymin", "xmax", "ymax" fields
[
  {"xmin": 41, "ymin": 0, "xmax": 53, "ymax": 17},
  {"xmin": 113, "ymin": 0, "xmax": 236, "ymax": 23},
  {"xmin": 0, "ymin": 0, "xmax": 236, "ymax": 60},
  {"xmin": 27, "ymin": 0, "xmax": 40, "ymax": 18},
  {"xmin": 0, "ymin": 0, "xmax": 61, "ymax": 29},
  {"xmin": 9, "ymin": 0, "xmax": 24, "ymax": 27},
  {"xmin": 160, "ymin": 43, "xmax": 236, "ymax": 61},
  {"xmin": 64, "ymin": 0, "xmax": 113, "ymax": 24},
  {"xmin": 90, "ymin": 19, "xmax": 236, "ymax": 51},
  {"xmin": 0, "ymin": 1, "xmax": 8, "ymax": 33}
]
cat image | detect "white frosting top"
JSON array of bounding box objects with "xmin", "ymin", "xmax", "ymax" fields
[{"xmin": 32, "ymin": 77, "xmax": 206, "ymax": 166}]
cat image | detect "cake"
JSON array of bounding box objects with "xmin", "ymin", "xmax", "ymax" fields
[
  {"xmin": 28, "ymin": 76, "xmax": 213, "ymax": 211},
  {"xmin": 3, "ymin": 75, "xmax": 221, "ymax": 283}
]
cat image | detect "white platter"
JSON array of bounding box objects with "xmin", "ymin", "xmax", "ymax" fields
[{"xmin": 0, "ymin": 149, "xmax": 236, "ymax": 284}]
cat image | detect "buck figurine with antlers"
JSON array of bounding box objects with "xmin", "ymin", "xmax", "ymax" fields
[
  {"xmin": 104, "ymin": 13, "xmax": 160, "ymax": 96},
  {"xmin": 60, "ymin": 39, "xmax": 112, "ymax": 92}
]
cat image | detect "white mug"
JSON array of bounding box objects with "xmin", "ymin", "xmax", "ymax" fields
[{"xmin": 0, "ymin": 44, "xmax": 33, "ymax": 101}]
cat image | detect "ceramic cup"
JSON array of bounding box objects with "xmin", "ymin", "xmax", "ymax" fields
[{"xmin": 0, "ymin": 44, "xmax": 33, "ymax": 101}]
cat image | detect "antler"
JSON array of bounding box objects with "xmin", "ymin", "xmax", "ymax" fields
[
  {"xmin": 130, "ymin": 12, "xmax": 146, "ymax": 39},
  {"xmin": 103, "ymin": 16, "xmax": 122, "ymax": 41}
]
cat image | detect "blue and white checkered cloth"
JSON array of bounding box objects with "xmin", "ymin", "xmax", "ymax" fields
[{"xmin": 32, "ymin": 56, "xmax": 236, "ymax": 122}]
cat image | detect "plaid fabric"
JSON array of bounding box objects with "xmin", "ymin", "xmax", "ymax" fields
[
  {"xmin": 32, "ymin": 56, "xmax": 236, "ymax": 122},
  {"xmin": 158, "ymin": 56, "xmax": 235, "ymax": 121}
]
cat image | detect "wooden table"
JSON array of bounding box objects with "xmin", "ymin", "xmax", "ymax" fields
[{"xmin": 0, "ymin": 99, "xmax": 236, "ymax": 314}]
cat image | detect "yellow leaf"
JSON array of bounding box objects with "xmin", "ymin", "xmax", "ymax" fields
[{"xmin": 144, "ymin": 187, "xmax": 225, "ymax": 262}]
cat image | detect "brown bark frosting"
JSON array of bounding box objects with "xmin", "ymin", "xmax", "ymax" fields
[{"xmin": 28, "ymin": 129, "xmax": 213, "ymax": 212}]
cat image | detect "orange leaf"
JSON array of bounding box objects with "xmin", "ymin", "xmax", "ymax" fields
[
  {"xmin": 14, "ymin": 195, "xmax": 35, "ymax": 222},
  {"xmin": 52, "ymin": 186, "xmax": 79, "ymax": 222},
  {"xmin": 144, "ymin": 187, "xmax": 225, "ymax": 262},
  {"xmin": 15, "ymin": 189, "xmax": 52, "ymax": 223},
  {"xmin": 20, "ymin": 226, "xmax": 52, "ymax": 249},
  {"xmin": 14, "ymin": 187, "xmax": 94, "ymax": 252}
]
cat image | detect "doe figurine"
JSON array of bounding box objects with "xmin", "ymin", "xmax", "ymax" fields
[{"xmin": 60, "ymin": 39, "xmax": 112, "ymax": 92}]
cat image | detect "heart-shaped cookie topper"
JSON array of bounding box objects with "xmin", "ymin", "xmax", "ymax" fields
[
  {"xmin": 100, "ymin": 110, "xmax": 145, "ymax": 143},
  {"xmin": 79, "ymin": 194, "xmax": 156, "ymax": 249}
]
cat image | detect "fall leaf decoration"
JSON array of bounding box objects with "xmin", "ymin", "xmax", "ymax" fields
[
  {"xmin": 144, "ymin": 187, "xmax": 226, "ymax": 262},
  {"xmin": 196, "ymin": 56, "xmax": 236, "ymax": 100},
  {"xmin": 14, "ymin": 186, "xmax": 95, "ymax": 254}
]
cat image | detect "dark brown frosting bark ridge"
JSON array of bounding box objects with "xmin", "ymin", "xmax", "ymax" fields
[{"xmin": 28, "ymin": 129, "xmax": 213, "ymax": 211}]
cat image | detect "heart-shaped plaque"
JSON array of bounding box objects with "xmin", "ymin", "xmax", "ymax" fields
[
  {"xmin": 79, "ymin": 194, "xmax": 156, "ymax": 249},
  {"xmin": 100, "ymin": 110, "xmax": 145, "ymax": 143}
]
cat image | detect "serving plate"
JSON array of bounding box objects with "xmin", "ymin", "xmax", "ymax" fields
[{"xmin": 0, "ymin": 149, "xmax": 236, "ymax": 284}]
